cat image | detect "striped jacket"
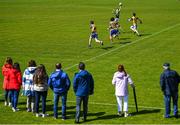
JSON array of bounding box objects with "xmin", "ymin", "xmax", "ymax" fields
[{"xmin": 22, "ymin": 67, "xmax": 36, "ymax": 96}]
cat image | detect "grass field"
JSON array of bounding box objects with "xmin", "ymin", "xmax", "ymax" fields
[{"xmin": 0, "ymin": 0, "xmax": 180, "ymax": 124}]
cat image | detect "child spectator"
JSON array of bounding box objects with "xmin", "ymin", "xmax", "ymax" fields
[
  {"xmin": 8, "ymin": 62, "xmax": 22, "ymax": 112},
  {"xmin": 2, "ymin": 57, "xmax": 13, "ymax": 106},
  {"xmin": 22, "ymin": 60, "xmax": 37, "ymax": 112}
]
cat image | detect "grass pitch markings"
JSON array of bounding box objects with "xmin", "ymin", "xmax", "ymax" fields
[
  {"xmin": 65, "ymin": 23, "xmax": 180, "ymax": 71},
  {"xmin": 68, "ymin": 100, "xmax": 165, "ymax": 110}
]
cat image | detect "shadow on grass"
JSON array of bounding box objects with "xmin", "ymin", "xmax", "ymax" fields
[
  {"xmin": 131, "ymin": 109, "xmax": 161, "ymax": 116},
  {"xmin": 47, "ymin": 106, "xmax": 76, "ymax": 118},
  {"xmin": 84, "ymin": 113, "xmax": 119, "ymax": 123},
  {"xmin": 101, "ymin": 46, "xmax": 114, "ymax": 50},
  {"xmin": 119, "ymin": 37, "xmax": 131, "ymax": 40},
  {"xmin": 118, "ymin": 41, "xmax": 132, "ymax": 44},
  {"xmin": 0, "ymin": 99, "xmax": 4, "ymax": 102}
]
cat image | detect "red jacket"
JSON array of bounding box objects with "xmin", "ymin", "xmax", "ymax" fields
[
  {"xmin": 8, "ymin": 68, "xmax": 22, "ymax": 90},
  {"xmin": 2, "ymin": 64, "xmax": 12, "ymax": 89}
]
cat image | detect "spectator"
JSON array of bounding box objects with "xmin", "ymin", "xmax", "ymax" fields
[
  {"xmin": 73, "ymin": 62, "xmax": 94, "ymax": 123},
  {"xmin": 8, "ymin": 62, "xmax": 22, "ymax": 112},
  {"xmin": 160, "ymin": 63, "xmax": 180, "ymax": 118},
  {"xmin": 48, "ymin": 63, "xmax": 71, "ymax": 120},
  {"xmin": 33, "ymin": 64, "xmax": 48, "ymax": 118},
  {"xmin": 112, "ymin": 64, "xmax": 135, "ymax": 117},
  {"xmin": 22, "ymin": 60, "xmax": 37, "ymax": 112},
  {"xmin": 2, "ymin": 57, "xmax": 13, "ymax": 106}
]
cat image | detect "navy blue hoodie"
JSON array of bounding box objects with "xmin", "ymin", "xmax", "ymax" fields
[
  {"xmin": 160, "ymin": 69, "xmax": 180, "ymax": 95},
  {"xmin": 73, "ymin": 70, "xmax": 94, "ymax": 96}
]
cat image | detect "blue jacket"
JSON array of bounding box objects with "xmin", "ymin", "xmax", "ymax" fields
[
  {"xmin": 73, "ymin": 70, "xmax": 94, "ymax": 96},
  {"xmin": 160, "ymin": 69, "xmax": 180, "ymax": 95},
  {"xmin": 48, "ymin": 70, "xmax": 71, "ymax": 94}
]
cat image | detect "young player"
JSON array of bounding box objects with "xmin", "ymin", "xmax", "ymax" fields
[
  {"xmin": 112, "ymin": 2, "xmax": 122, "ymax": 22},
  {"xmin": 109, "ymin": 17, "xmax": 120, "ymax": 43},
  {"xmin": 128, "ymin": 12, "xmax": 142, "ymax": 36},
  {"xmin": 88, "ymin": 20, "xmax": 103, "ymax": 48}
]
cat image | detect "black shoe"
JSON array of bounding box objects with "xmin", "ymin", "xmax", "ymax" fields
[
  {"xmin": 62, "ymin": 116, "xmax": 66, "ymax": 120},
  {"xmin": 174, "ymin": 115, "xmax": 178, "ymax": 118},
  {"xmin": 82, "ymin": 117, "xmax": 87, "ymax": 122},
  {"xmin": 74, "ymin": 120, "xmax": 80, "ymax": 124},
  {"xmin": 101, "ymin": 41, "xmax": 104, "ymax": 46}
]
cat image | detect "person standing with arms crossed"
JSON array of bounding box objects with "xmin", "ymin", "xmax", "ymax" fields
[
  {"xmin": 73, "ymin": 62, "xmax": 94, "ymax": 123},
  {"xmin": 160, "ymin": 63, "xmax": 180, "ymax": 118}
]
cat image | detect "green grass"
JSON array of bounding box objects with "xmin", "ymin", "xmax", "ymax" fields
[{"xmin": 0, "ymin": 0, "xmax": 180, "ymax": 124}]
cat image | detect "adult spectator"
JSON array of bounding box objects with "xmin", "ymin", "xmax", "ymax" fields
[
  {"xmin": 73, "ymin": 62, "xmax": 94, "ymax": 123},
  {"xmin": 160, "ymin": 63, "xmax": 180, "ymax": 118}
]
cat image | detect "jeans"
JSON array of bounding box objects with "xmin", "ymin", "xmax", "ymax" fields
[
  {"xmin": 27, "ymin": 96, "xmax": 35, "ymax": 112},
  {"xmin": 75, "ymin": 96, "xmax": 89, "ymax": 122},
  {"xmin": 10, "ymin": 89, "xmax": 19, "ymax": 109},
  {"xmin": 164, "ymin": 94, "xmax": 178, "ymax": 117},
  {"xmin": 35, "ymin": 91, "xmax": 47, "ymax": 114},
  {"xmin": 4, "ymin": 89, "xmax": 11, "ymax": 103},
  {"xmin": 54, "ymin": 92, "xmax": 67, "ymax": 119}
]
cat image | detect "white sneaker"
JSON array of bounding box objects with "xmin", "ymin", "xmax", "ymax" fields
[
  {"xmin": 117, "ymin": 112, "xmax": 123, "ymax": 116},
  {"xmin": 8, "ymin": 103, "xmax": 12, "ymax": 107},
  {"xmin": 42, "ymin": 114, "xmax": 49, "ymax": 118},
  {"xmin": 36, "ymin": 113, "xmax": 40, "ymax": 117},
  {"xmin": 124, "ymin": 112, "xmax": 131, "ymax": 117},
  {"xmin": 12, "ymin": 107, "xmax": 16, "ymax": 112},
  {"xmin": 101, "ymin": 41, "xmax": 104, "ymax": 45},
  {"xmin": 4, "ymin": 101, "xmax": 7, "ymax": 106}
]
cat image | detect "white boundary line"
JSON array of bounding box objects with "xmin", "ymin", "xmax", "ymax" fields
[
  {"xmin": 68, "ymin": 100, "xmax": 165, "ymax": 110},
  {"xmin": 65, "ymin": 23, "xmax": 180, "ymax": 70}
]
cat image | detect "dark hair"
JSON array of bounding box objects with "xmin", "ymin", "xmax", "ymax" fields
[
  {"xmin": 56, "ymin": 63, "xmax": 62, "ymax": 69},
  {"xmin": 5, "ymin": 57, "xmax": 13, "ymax": 65},
  {"xmin": 34, "ymin": 64, "xmax": 47, "ymax": 85},
  {"xmin": 79, "ymin": 62, "xmax": 85, "ymax": 70},
  {"xmin": 90, "ymin": 20, "xmax": 94, "ymax": 24},
  {"xmin": 28, "ymin": 60, "xmax": 36, "ymax": 67},
  {"xmin": 13, "ymin": 62, "xmax": 21, "ymax": 72},
  {"xmin": 133, "ymin": 12, "xmax": 136, "ymax": 16},
  {"xmin": 118, "ymin": 64, "xmax": 127, "ymax": 76},
  {"xmin": 110, "ymin": 17, "xmax": 115, "ymax": 21}
]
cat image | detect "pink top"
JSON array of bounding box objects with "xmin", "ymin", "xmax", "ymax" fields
[{"xmin": 112, "ymin": 71, "xmax": 133, "ymax": 96}]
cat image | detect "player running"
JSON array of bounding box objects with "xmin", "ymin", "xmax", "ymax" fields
[
  {"xmin": 128, "ymin": 12, "xmax": 142, "ymax": 36},
  {"xmin": 88, "ymin": 20, "xmax": 103, "ymax": 48},
  {"xmin": 108, "ymin": 17, "xmax": 120, "ymax": 43}
]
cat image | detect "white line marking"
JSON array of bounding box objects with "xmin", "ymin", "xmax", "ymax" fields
[
  {"xmin": 68, "ymin": 100, "xmax": 165, "ymax": 110},
  {"xmin": 65, "ymin": 23, "xmax": 180, "ymax": 70}
]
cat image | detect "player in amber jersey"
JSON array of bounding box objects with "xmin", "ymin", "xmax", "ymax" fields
[
  {"xmin": 128, "ymin": 13, "xmax": 142, "ymax": 36},
  {"xmin": 88, "ymin": 20, "xmax": 103, "ymax": 48}
]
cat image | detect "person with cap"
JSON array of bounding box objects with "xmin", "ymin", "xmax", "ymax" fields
[
  {"xmin": 160, "ymin": 63, "xmax": 180, "ymax": 118},
  {"xmin": 48, "ymin": 63, "xmax": 71, "ymax": 120},
  {"xmin": 73, "ymin": 62, "xmax": 94, "ymax": 123}
]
